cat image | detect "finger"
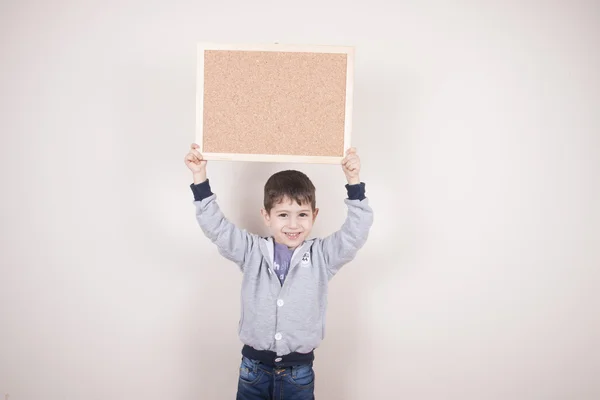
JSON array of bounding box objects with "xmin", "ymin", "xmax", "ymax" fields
[
  {"xmin": 345, "ymin": 160, "xmax": 360, "ymax": 170},
  {"xmin": 345, "ymin": 154, "xmax": 359, "ymax": 163},
  {"xmin": 345, "ymin": 147, "xmax": 356, "ymax": 155},
  {"xmin": 186, "ymin": 153, "xmax": 199, "ymax": 164},
  {"xmin": 342, "ymin": 152, "xmax": 356, "ymax": 161},
  {"xmin": 343, "ymin": 155, "xmax": 358, "ymax": 166},
  {"xmin": 191, "ymin": 143, "xmax": 200, "ymax": 149},
  {"xmin": 191, "ymin": 149, "xmax": 204, "ymax": 160}
]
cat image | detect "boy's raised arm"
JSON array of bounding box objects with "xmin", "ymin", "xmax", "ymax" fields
[
  {"xmin": 319, "ymin": 148, "xmax": 374, "ymax": 278},
  {"xmin": 185, "ymin": 143, "xmax": 255, "ymax": 269}
]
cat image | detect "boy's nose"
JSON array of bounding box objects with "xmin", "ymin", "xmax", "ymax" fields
[{"xmin": 288, "ymin": 217, "xmax": 298, "ymax": 228}]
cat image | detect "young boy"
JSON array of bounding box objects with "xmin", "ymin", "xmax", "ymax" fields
[{"xmin": 184, "ymin": 143, "xmax": 373, "ymax": 400}]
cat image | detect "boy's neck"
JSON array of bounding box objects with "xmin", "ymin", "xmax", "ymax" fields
[{"xmin": 273, "ymin": 239, "xmax": 300, "ymax": 251}]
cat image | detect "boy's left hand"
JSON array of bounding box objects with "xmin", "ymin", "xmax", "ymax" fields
[{"xmin": 342, "ymin": 147, "xmax": 361, "ymax": 185}]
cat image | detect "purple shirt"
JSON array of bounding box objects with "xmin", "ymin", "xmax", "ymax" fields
[{"xmin": 273, "ymin": 242, "xmax": 294, "ymax": 285}]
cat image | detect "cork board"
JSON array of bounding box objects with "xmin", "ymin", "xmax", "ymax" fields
[{"xmin": 196, "ymin": 43, "xmax": 354, "ymax": 163}]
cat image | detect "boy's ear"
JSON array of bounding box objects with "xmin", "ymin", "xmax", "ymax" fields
[
  {"xmin": 260, "ymin": 208, "xmax": 271, "ymax": 227},
  {"xmin": 312, "ymin": 208, "xmax": 319, "ymax": 222}
]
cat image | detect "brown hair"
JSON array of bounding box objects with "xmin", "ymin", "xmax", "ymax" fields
[{"xmin": 263, "ymin": 170, "xmax": 316, "ymax": 213}]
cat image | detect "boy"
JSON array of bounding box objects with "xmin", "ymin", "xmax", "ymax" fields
[{"xmin": 184, "ymin": 143, "xmax": 373, "ymax": 399}]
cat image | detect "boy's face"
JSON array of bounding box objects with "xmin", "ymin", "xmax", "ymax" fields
[{"xmin": 261, "ymin": 196, "xmax": 319, "ymax": 249}]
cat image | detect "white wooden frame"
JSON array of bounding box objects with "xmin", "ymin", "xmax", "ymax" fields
[{"xmin": 196, "ymin": 42, "xmax": 354, "ymax": 164}]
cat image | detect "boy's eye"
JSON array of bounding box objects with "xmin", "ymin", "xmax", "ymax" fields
[
  {"xmin": 299, "ymin": 213, "xmax": 308, "ymax": 217},
  {"xmin": 278, "ymin": 213, "xmax": 288, "ymax": 218}
]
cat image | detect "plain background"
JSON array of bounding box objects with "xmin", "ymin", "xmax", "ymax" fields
[{"xmin": 1, "ymin": 1, "xmax": 599, "ymax": 399}]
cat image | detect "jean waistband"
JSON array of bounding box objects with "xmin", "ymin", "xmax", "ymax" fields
[{"xmin": 241, "ymin": 345, "xmax": 314, "ymax": 367}]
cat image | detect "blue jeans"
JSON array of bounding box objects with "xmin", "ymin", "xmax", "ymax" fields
[{"xmin": 236, "ymin": 356, "xmax": 315, "ymax": 400}]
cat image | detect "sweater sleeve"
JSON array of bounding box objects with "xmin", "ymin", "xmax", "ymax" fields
[
  {"xmin": 191, "ymin": 180, "xmax": 256, "ymax": 270},
  {"xmin": 317, "ymin": 182, "xmax": 374, "ymax": 279}
]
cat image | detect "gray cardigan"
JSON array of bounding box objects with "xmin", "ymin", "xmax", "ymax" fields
[{"xmin": 192, "ymin": 183, "xmax": 373, "ymax": 356}]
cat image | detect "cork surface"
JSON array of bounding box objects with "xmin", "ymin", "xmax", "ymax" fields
[{"xmin": 201, "ymin": 50, "xmax": 348, "ymax": 157}]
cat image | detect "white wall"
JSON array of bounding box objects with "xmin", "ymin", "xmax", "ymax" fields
[{"xmin": 1, "ymin": 1, "xmax": 599, "ymax": 399}]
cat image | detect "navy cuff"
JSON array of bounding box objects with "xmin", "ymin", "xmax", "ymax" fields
[
  {"xmin": 346, "ymin": 182, "xmax": 366, "ymax": 201},
  {"xmin": 190, "ymin": 179, "xmax": 213, "ymax": 201}
]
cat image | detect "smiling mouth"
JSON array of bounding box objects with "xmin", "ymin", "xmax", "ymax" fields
[{"xmin": 285, "ymin": 233, "xmax": 301, "ymax": 240}]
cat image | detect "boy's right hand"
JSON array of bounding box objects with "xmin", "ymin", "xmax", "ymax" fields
[{"xmin": 185, "ymin": 143, "xmax": 207, "ymax": 184}]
